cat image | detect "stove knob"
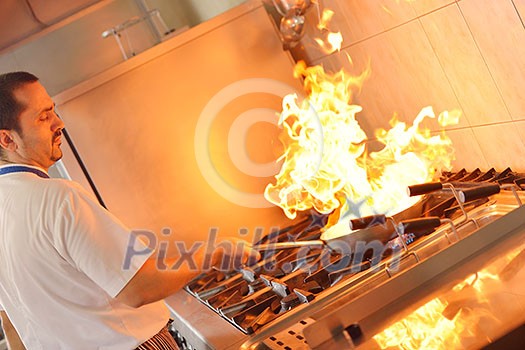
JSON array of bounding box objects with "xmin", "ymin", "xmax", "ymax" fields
[
  {"xmin": 215, "ymin": 271, "xmax": 226, "ymax": 282},
  {"xmin": 271, "ymin": 280, "xmax": 291, "ymax": 297},
  {"xmin": 344, "ymin": 323, "xmax": 363, "ymax": 344},
  {"xmin": 240, "ymin": 267, "xmax": 257, "ymax": 282},
  {"xmin": 303, "ymin": 280, "xmax": 323, "ymax": 294},
  {"xmin": 281, "ymin": 293, "xmax": 300, "ymax": 310},
  {"xmin": 294, "ymin": 288, "xmax": 315, "ymax": 303},
  {"xmin": 259, "ymin": 274, "xmax": 274, "ymax": 287},
  {"xmin": 239, "ymin": 282, "xmax": 250, "ymax": 296}
]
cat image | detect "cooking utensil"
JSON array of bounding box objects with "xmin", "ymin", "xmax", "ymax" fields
[
  {"xmin": 252, "ymin": 214, "xmax": 385, "ymax": 251},
  {"xmin": 253, "ymin": 181, "xmax": 504, "ymax": 256},
  {"xmin": 252, "ymin": 197, "xmax": 429, "ymax": 255}
]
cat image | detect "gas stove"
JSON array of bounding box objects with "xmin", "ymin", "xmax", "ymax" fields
[{"xmin": 165, "ymin": 168, "xmax": 525, "ymax": 349}]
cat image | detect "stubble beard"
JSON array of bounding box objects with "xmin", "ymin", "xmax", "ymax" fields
[
  {"xmin": 51, "ymin": 143, "xmax": 63, "ymax": 162},
  {"xmin": 51, "ymin": 130, "xmax": 63, "ymax": 162}
]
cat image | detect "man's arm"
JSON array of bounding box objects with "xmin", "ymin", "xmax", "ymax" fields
[
  {"xmin": 115, "ymin": 240, "xmax": 258, "ymax": 308},
  {"xmin": 115, "ymin": 256, "xmax": 202, "ymax": 308},
  {"xmin": 0, "ymin": 311, "xmax": 26, "ymax": 350}
]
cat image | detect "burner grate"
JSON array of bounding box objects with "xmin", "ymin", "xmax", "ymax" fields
[{"xmin": 183, "ymin": 168, "xmax": 525, "ymax": 336}]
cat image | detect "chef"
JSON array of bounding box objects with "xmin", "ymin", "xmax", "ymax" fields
[{"xmin": 0, "ymin": 71, "xmax": 255, "ymax": 349}]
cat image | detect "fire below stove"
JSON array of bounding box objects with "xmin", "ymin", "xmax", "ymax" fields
[{"xmin": 165, "ymin": 168, "xmax": 525, "ymax": 350}]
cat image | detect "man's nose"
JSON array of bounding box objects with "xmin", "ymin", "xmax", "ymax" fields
[{"xmin": 52, "ymin": 112, "xmax": 65, "ymax": 130}]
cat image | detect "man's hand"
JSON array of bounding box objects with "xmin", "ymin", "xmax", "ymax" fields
[
  {"xmin": 208, "ymin": 237, "xmax": 261, "ymax": 271},
  {"xmin": 1, "ymin": 311, "xmax": 26, "ymax": 350},
  {"xmin": 115, "ymin": 237, "xmax": 261, "ymax": 308}
]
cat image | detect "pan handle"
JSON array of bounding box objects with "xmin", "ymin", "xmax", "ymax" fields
[
  {"xmin": 407, "ymin": 182, "xmax": 443, "ymax": 197},
  {"xmin": 458, "ymin": 184, "xmax": 500, "ymax": 203},
  {"xmin": 397, "ymin": 217, "xmax": 442, "ymax": 237},
  {"xmin": 251, "ymin": 240, "xmax": 325, "ymax": 251},
  {"xmin": 349, "ymin": 214, "xmax": 387, "ymax": 230}
]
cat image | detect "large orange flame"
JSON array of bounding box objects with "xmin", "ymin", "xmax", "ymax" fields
[
  {"xmin": 372, "ymin": 247, "xmax": 525, "ymax": 349},
  {"xmin": 265, "ymin": 3, "xmax": 458, "ymax": 223},
  {"xmin": 373, "ymin": 299, "xmax": 463, "ymax": 349},
  {"xmin": 264, "ymin": 60, "xmax": 458, "ymax": 222}
]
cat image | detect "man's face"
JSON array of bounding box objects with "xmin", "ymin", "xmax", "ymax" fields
[{"xmin": 9, "ymin": 81, "xmax": 65, "ymax": 170}]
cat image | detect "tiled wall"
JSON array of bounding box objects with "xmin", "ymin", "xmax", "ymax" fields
[{"xmin": 291, "ymin": 0, "xmax": 525, "ymax": 172}]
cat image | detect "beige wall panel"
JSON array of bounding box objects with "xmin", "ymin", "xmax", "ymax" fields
[
  {"xmin": 0, "ymin": 0, "xmax": 41, "ymax": 49},
  {"xmin": 320, "ymin": 18, "xmax": 464, "ymax": 138},
  {"xmin": 514, "ymin": 122, "xmax": 525, "ymax": 166},
  {"xmin": 0, "ymin": 0, "xmax": 250, "ymax": 94},
  {"xmin": 410, "ymin": 0, "xmax": 456, "ymax": 16},
  {"xmin": 57, "ymin": 131, "xmax": 99, "ymax": 199},
  {"xmin": 420, "ymin": 4, "xmax": 511, "ymax": 125},
  {"xmin": 514, "ymin": 119, "xmax": 525, "ymax": 155},
  {"xmin": 515, "ymin": 0, "xmax": 525, "ymax": 21},
  {"xmin": 56, "ymin": 6, "xmax": 304, "ymax": 246},
  {"xmin": 515, "ymin": 121, "xmax": 525, "ymax": 145},
  {"xmin": 25, "ymin": 0, "xmax": 99, "ymax": 23},
  {"xmin": 0, "ymin": 52, "xmax": 20, "ymax": 73},
  {"xmin": 177, "ymin": 0, "xmax": 247, "ymax": 24},
  {"xmin": 444, "ymin": 127, "xmax": 489, "ymax": 171},
  {"xmin": 471, "ymin": 123, "xmax": 525, "ymax": 172},
  {"xmin": 299, "ymin": 0, "xmax": 417, "ymax": 64},
  {"xmin": 375, "ymin": 0, "xmax": 418, "ymax": 27},
  {"xmin": 459, "ymin": 0, "xmax": 525, "ymax": 119},
  {"xmin": 10, "ymin": 0, "xmax": 145, "ymax": 95}
]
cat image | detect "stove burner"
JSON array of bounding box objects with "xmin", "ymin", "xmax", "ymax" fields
[{"xmin": 184, "ymin": 168, "xmax": 525, "ymax": 334}]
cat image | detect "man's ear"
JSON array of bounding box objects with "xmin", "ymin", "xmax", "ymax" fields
[{"xmin": 0, "ymin": 130, "xmax": 17, "ymax": 152}]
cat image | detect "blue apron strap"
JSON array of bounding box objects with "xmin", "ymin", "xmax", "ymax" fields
[{"xmin": 0, "ymin": 165, "xmax": 50, "ymax": 179}]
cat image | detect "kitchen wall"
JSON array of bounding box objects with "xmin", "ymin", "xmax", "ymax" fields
[
  {"xmin": 0, "ymin": 0, "xmax": 246, "ymax": 96},
  {"xmin": 289, "ymin": 0, "xmax": 525, "ymax": 172},
  {"xmin": 0, "ymin": 0, "xmax": 100, "ymax": 50},
  {"xmin": 52, "ymin": 1, "xmax": 304, "ymax": 246},
  {"xmin": 155, "ymin": 0, "xmax": 247, "ymax": 26},
  {"xmin": 3, "ymin": 0, "xmax": 523, "ymax": 241}
]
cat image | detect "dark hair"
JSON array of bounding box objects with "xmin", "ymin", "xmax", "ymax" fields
[{"xmin": 0, "ymin": 71, "xmax": 39, "ymax": 132}]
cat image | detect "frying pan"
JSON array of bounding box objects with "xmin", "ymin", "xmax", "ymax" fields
[
  {"xmin": 252, "ymin": 183, "xmax": 501, "ymax": 255},
  {"xmin": 252, "ymin": 197, "xmax": 428, "ymax": 254}
]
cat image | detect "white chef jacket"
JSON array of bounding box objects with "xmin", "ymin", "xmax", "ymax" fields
[{"xmin": 0, "ymin": 164, "xmax": 169, "ymax": 349}]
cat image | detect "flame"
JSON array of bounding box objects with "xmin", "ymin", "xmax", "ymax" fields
[
  {"xmin": 314, "ymin": 32, "xmax": 343, "ymax": 54},
  {"xmin": 373, "ymin": 299, "xmax": 463, "ymax": 349},
  {"xmin": 372, "ymin": 247, "xmax": 525, "ymax": 349},
  {"xmin": 265, "ymin": 4, "xmax": 458, "ymax": 224},
  {"xmin": 264, "ymin": 60, "xmax": 457, "ymax": 222},
  {"xmin": 314, "ymin": 9, "xmax": 343, "ymax": 53},
  {"xmin": 438, "ymin": 109, "xmax": 462, "ymax": 127},
  {"xmin": 317, "ymin": 8, "xmax": 334, "ymax": 31}
]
